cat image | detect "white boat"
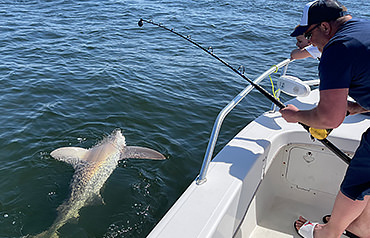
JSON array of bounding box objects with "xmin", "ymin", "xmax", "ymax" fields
[{"xmin": 147, "ymin": 59, "xmax": 370, "ymax": 238}]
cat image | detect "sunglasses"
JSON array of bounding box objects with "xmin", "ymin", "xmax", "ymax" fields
[{"xmin": 304, "ymin": 24, "xmax": 321, "ymax": 40}]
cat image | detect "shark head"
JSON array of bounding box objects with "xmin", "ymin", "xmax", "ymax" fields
[
  {"xmin": 95, "ymin": 128, "xmax": 127, "ymax": 155},
  {"xmin": 109, "ymin": 129, "xmax": 166, "ymax": 160},
  {"xmin": 111, "ymin": 128, "xmax": 126, "ymax": 150}
]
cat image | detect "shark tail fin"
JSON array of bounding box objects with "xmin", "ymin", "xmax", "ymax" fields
[{"xmin": 121, "ymin": 146, "xmax": 166, "ymax": 160}]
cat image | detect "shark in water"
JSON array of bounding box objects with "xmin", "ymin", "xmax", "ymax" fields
[{"xmin": 34, "ymin": 129, "xmax": 165, "ymax": 238}]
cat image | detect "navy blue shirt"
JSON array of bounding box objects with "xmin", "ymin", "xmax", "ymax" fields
[{"xmin": 319, "ymin": 18, "xmax": 370, "ymax": 110}]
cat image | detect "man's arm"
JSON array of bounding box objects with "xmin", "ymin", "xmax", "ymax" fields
[
  {"xmin": 280, "ymin": 88, "xmax": 348, "ymax": 129},
  {"xmin": 347, "ymin": 101, "xmax": 370, "ymax": 115},
  {"xmin": 290, "ymin": 48, "xmax": 312, "ymax": 60}
]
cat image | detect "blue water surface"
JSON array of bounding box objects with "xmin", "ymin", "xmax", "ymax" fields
[{"xmin": 0, "ymin": 0, "xmax": 368, "ymax": 237}]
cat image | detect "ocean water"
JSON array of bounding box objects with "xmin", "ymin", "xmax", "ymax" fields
[{"xmin": 0, "ymin": 0, "xmax": 368, "ymax": 237}]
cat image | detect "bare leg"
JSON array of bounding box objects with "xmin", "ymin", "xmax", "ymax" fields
[
  {"xmin": 325, "ymin": 191, "xmax": 369, "ymax": 237},
  {"xmin": 295, "ymin": 192, "xmax": 369, "ymax": 238},
  {"xmin": 341, "ymin": 192, "xmax": 370, "ymax": 238},
  {"xmin": 324, "ymin": 194, "xmax": 370, "ymax": 237}
]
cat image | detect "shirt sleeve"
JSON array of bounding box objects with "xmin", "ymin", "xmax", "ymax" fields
[
  {"xmin": 304, "ymin": 45, "xmax": 321, "ymax": 59},
  {"xmin": 319, "ymin": 42, "xmax": 352, "ymax": 91}
]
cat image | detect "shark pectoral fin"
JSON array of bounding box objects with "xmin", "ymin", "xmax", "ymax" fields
[
  {"xmin": 121, "ymin": 146, "xmax": 166, "ymax": 160},
  {"xmin": 50, "ymin": 147, "xmax": 89, "ymax": 166}
]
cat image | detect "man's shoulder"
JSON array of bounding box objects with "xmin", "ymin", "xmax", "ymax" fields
[
  {"xmin": 340, "ymin": 18, "xmax": 370, "ymax": 35},
  {"xmin": 345, "ymin": 18, "xmax": 370, "ymax": 32},
  {"xmin": 350, "ymin": 18, "xmax": 370, "ymax": 24},
  {"xmin": 326, "ymin": 18, "xmax": 370, "ymax": 50}
]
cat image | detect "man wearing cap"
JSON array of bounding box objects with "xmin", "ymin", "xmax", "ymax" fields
[{"xmin": 280, "ymin": 0, "xmax": 370, "ymax": 237}]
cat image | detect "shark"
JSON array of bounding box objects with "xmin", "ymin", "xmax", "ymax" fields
[{"xmin": 34, "ymin": 129, "xmax": 165, "ymax": 238}]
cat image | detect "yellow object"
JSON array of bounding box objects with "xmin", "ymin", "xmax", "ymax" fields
[
  {"xmin": 309, "ymin": 127, "xmax": 333, "ymax": 140},
  {"xmin": 269, "ymin": 65, "xmax": 280, "ymax": 100}
]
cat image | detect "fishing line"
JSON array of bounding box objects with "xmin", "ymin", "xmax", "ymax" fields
[
  {"xmin": 138, "ymin": 18, "xmax": 286, "ymax": 109},
  {"xmin": 138, "ymin": 18, "xmax": 351, "ymax": 165}
]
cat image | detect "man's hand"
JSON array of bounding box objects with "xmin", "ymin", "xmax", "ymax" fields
[{"xmin": 279, "ymin": 104, "xmax": 300, "ymax": 123}]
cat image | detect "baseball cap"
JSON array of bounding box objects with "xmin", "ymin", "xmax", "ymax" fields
[{"xmin": 290, "ymin": 0, "xmax": 348, "ymax": 37}]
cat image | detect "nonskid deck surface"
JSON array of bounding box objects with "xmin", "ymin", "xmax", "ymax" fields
[
  {"xmin": 237, "ymin": 143, "xmax": 351, "ymax": 238},
  {"xmin": 247, "ymin": 197, "xmax": 347, "ymax": 238}
]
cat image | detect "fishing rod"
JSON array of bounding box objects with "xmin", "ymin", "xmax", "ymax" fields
[
  {"xmin": 138, "ymin": 18, "xmax": 351, "ymax": 165},
  {"xmin": 138, "ymin": 19, "xmax": 286, "ymax": 109}
]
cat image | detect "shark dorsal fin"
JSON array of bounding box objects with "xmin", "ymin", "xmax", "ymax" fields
[
  {"xmin": 121, "ymin": 146, "xmax": 165, "ymax": 160},
  {"xmin": 50, "ymin": 147, "xmax": 89, "ymax": 167}
]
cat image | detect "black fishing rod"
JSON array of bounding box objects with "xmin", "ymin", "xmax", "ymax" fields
[
  {"xmin": 138, "ymin": 18, "xmax": 351, "ymax": 165},
  {"xmin": 138, "ymin": 19, "xmax": 286, "ymax": 109}
]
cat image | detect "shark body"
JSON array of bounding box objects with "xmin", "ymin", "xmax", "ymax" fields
[{"xmin": 35, "ymin": 129, "xmax": 165, "ymax": 237}]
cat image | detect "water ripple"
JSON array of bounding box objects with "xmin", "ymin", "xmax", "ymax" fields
[{"xmin": 0, "ymin": 0, "xmax": 367, "ymax": 237}]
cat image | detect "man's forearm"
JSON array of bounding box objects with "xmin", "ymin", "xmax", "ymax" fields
[{"xmin": 347, "ymin": 101, "xmax": 370, "ymax": 115}]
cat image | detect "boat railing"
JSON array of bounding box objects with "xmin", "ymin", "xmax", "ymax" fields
[{"xmin": 196, "ymin": 58, "xmax": 292, "ymax": 185}]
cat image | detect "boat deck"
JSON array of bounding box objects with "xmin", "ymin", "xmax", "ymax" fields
[{"xmin": 236, "ymin": 143, "xmax": 352, "ymax": 238}]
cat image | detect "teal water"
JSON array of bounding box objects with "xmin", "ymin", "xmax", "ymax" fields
[{"xmin": 0, "ymin": 0, "xmax": 369, "ymax": 237}]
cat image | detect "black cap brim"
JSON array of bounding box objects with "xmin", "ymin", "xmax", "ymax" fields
[{"xmin": 290, "ymin": 25, "xmax": 309, "ymax": 37}]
